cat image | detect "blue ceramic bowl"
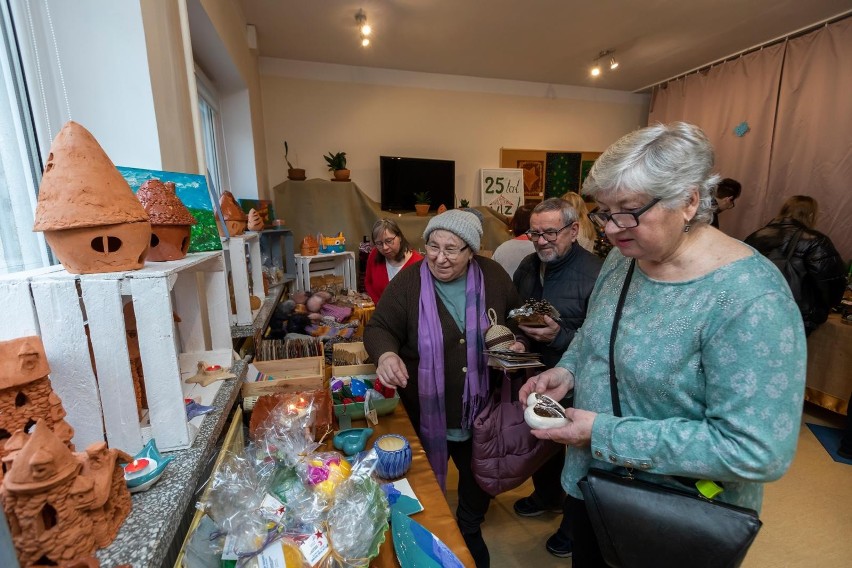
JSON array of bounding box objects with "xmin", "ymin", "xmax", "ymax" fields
[{"xmin": 373, "ymin": 434, "xmax": 412, "ymax": 479}]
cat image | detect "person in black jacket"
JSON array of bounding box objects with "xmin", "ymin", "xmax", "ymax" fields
[
  {"xmin": 744, "ymin": 195, "xmax": 846, "ymax": 335},
  {"xmin": 511, "ymin": 197, "xmax": 603, "ymax": 557},
  {"xmin": 710, "ymin": 177, "xmax": 741, "ymax": 229}
]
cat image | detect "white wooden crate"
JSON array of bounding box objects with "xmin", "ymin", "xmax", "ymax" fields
[
  {"xmin": 0, "ymin": 252, "xmax": 234, "ymax": 454},
  {"xmin": 294, "ymin": 251, "xmax": 357, "ymax": 292},
  {"xmin": 222, "ymin": 233, "xmax": 265, "ymax": 326}
]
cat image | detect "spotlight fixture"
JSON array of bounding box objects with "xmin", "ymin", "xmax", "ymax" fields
[
  {"xmin": 590, "ymin": 49, "xmax": 619, "ymax": 78},
  {"xmin": 356, "ymin": 8, "xmax": 371, "ymax": 47}
]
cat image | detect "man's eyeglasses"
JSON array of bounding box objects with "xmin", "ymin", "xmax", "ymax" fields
[
  {"xmin": 375, "ymin": 235, "xmax": 399, "ymax": 248},
  {"xmin": 525, "ymin": 223, "xmax": 573, "ymax": 242},
  {"xmin": 588, "ymin": 198, "xmax": 661, "ymax": 229},
  {"xmin": 425, "ymin": 243, "xmax": 469, "ymax": 260}
]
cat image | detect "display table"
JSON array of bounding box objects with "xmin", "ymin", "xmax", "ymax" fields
[
  {"xmin": 95, "ymin": 362, "xmax": 244, "ymax": 567},
  {"xmin": 804, "ymin": 313, "xmax": 851, "ymax": 415}
]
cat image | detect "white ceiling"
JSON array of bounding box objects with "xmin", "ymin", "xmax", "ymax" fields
[{"xmin": 238, "ymin": 0, "xmax": 851, "ymax": 92}]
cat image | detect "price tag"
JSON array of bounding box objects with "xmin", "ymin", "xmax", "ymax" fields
[{"xmin": 481, "ymin": 168, "xmax": 524, "ymax": 216}]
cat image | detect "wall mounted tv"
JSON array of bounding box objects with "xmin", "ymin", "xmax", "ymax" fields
[{"xmin": 380, "ymin": 156, "xmax": 455, "ymax": 212}]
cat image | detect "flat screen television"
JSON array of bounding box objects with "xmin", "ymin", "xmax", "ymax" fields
[{"xmin": 380, "ymin": 156, "xmax": 455, "ymax": 212}]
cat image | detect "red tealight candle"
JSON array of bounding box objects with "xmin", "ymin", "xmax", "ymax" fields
[
  {"xmin": 205, "ymin": 365, "xmax": 222, "ymax": 372},
  {"xmin": 125, "ymin": 458, "xmax": 150, "ymax": 474}
]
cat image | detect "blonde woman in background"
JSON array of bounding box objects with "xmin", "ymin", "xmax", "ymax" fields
[{"xmin": 561, "ymin": 191, "xmax": 596, "ymax": 252}]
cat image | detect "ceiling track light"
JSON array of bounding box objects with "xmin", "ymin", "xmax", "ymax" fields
[
  {"xmin": 356, "ymin": 8, "xmax": 371, "ymax": 47},
  {"xmin": 590, "ymin": 49, "xmax": 618, "ymax": 77}
]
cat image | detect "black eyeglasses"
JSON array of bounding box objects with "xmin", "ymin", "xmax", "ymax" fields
[
  {"xmin": 588, "ymin": 198, "xmax": 661, "ymax": 229},
  {"xmin": 525, "ymin": 223, "xmax": 573, "ymax": 242},
  {"xmin": 374, "ymin": 235, "xmax": 399, "ymax": 248}
]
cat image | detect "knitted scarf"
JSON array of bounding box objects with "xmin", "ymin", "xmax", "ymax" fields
[{"xmin": 417, "ymin": 260, "xmax": 489, "ymax": 490}]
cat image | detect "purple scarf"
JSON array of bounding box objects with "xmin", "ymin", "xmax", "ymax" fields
[{"xmin": 417, "ymin": 260, "xmax": 489, "ymax": 490}]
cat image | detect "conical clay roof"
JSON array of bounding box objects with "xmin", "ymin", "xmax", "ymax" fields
[
  {"xmin": 219, "ymin": 191, "xmax": 247, "ymax": 221},
  {"xmin": 136, "ymin": 179, "xmax": 197, "ymax": 226},
  {"xmin": 4, "ymin": 421, "xmax": 80, "ymax": 493},
  {"xmin": 33, "ymin": 121, "xmax": 149, "ymax": 231}
]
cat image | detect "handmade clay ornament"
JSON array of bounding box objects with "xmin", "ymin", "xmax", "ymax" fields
[
  {"xmin": 122, "ymin": 438, "xmax": 173, "ymax": 493},
  {"xmin": 374, "ymin": 434, "xmax": 413, "ymax": 479},
  {"xmin": 247, "ymin": 208, "xmax": 264, "ymax": 232},
  {"xmin": 135, "ymin": 179, "xmax": 197, "ymax": 261},
  {"xmin": 1, "ymin": 421, "xmax": 132, "ymax": 566},
  {"xmin": 437, "ymin": 204, "xmax": 448, "ymax": 214},
  {"xmin": 524, "ymin": 393, "xmax": 569, "ymax": 430},
  {"xmin": 185, "ymin": 361, "xmax": 235, "ymax": 387},
  {"xmin": 318, "ymin": 232, "xmax": 346, "ymax": 253},
  {"xmin": 333, "ymin": 427, "xmax": 374, "ymax": 456},
  {"xmin": 300, "ymin": 234, "xmax": 319, "ymax": 256},
  {"xmin": 33, "ymin": 121, "xmax": 152, "ymax": 274},
  {"xmin": 0, "ymin": 336, "xmax": 75, "ymax": 483},
  {"xmin": 218, "ymin": 191, "xmax": 247, "ymax": 236}
]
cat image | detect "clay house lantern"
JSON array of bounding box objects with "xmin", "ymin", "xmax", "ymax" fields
[
  {"xmin": 32, "ymin": 121, "xmax": 152, "ymax": 274},
  {"xmin": 218, "ymin": 191, "xmax": 247, "ymax": 236},
  {"xmin": 0, "ymin": 336, "xmax": 74, "ymax": 483},
  {"xmin": 1, "ymin": 421, "xmax": 131, "ymax": 566},
  {"xmin": 136, "ymin": 179, "xmax": 197, "ymax": 261}
]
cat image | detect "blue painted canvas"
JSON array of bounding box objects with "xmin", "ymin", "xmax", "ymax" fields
[{"xmin": 117, "ymin": 166, "xmax": 222, "ymax": 252}]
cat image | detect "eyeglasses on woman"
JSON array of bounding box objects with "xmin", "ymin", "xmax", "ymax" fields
[
  {"xmin": 588, "ymin": 198, "xmax": 661, "ymax": 229},
  {"xmin": 425, "ymin": 243, "xmax": 469, "ymax": 260}
]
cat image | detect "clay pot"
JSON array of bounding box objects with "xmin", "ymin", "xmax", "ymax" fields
[
  {"xmin": 136, "ymin": 179, "xmax": 196, "ymax": 261},
  {"xmin": 300, "ymin": 235, "xmax": 319, "ymax": 256},
  {"xmin": 332, "ymin": 169, "xmax": 351, "ymax": 181},
  {"xmin": 415, "ymin": 204, "xmax": 430, "ymax": 217},
  {"xmin": 218, "ymin": 191, "xmax": 247, "ymax": 237},
  {"xmin": 33, "ymin": 121, "xmax": 152, "ymax": 274},
  {"xmin": 287, "ymin": 168, "xmax": 306, "ymax": 181}
]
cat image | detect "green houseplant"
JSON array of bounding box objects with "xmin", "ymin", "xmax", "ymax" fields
[
  {"xmin": 413, "ymin": 191, "xmax": 431, "ymax": 217},
  {"xmin": 459, "ymin": 199, "xmax": 470, "ymax": 208},
  {"xmin": 284, "ymin": 141, "xmax": 306, "ymax": 180},
  {"xmin": 324, "ymin": 151, "xmax": 350, "ymax": 181}
]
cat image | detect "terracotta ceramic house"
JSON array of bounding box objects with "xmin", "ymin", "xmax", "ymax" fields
[
  {"xmin": 218, "ymin": 191, "xmax": 247, "ymax": 236},
  {"xmin": 135, "ymin": 179, "xmax": 197, "ymax": 261},
  {"xmin": 32, "ymin": 121, "xmax": 152, "ymax": 274},
  {"xmin": 0, "ymin": 336, "xmax": 74, "ymax": 483},
  {"xmin": 1, "ymin": 422, "xmax": 131, "ymax": 567},
  {"xmin": 247, "ymin": 208, "xmax": 264, "ymax": 232},
  {"xmin": 300, "ymin": 234, "xmax": 319, "ymax": 256}
]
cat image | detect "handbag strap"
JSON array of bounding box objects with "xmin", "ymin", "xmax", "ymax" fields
[
  {"xmin": 608, "ymin": 259, "xmax": 636, "ymax": 418},
  {"xmin": 782, "ymin": 229, "xmax": 803, "ymax": 268}
]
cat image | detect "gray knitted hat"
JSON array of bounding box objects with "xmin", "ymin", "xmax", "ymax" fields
[{"xmin": 423, "ymin": 209, "xmax": 482, "ymax": 253}]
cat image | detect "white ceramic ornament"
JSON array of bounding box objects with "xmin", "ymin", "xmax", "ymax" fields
[{"xmin": 524, "ymin": 392, "xmax": 569, "ymax": 429}]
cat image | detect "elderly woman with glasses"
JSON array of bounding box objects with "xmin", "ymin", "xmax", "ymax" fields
[
  {"xmin": 365, "ymin": 209, "xmax": 525, "ymax": 568},
  {"xmin": 520, "ymin": 122, "xmax": 807, "ymax": 567},
  {"xmin": 364, "ymin": 218, "xmax": 423, "ymax": 304}
]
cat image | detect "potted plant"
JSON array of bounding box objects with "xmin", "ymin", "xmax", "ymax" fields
[
  {"xmin": 414, "ymin": 191, "xmax": 431, "ymax": 216},
  {"xmin": 459, "ymin": 199, "xmax": 470, "ymax": 208},
  {"xmin": 324, "ymin": 151, "xmax": 350, "ymax": 181},
  {"xmin": 284, "ymin": 141, "xmax": 306, "ymax": 180}
]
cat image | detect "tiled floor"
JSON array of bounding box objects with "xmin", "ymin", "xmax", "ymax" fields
[{"xmin": 445, "ymin": 403, "xmax": 851, "ymax": 567}]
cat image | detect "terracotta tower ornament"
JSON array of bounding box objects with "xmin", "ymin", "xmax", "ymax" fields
[
  {"xmin": 1, "ymin": 421, "xmax": 131, "ymax": 566},
  {"xmin": 218, "ymin": 191, "xmax": 247, "ymax": 236},
  {"xmin": 136, "ymin": 179, "xmax": 197, "ymax": 261},
  {"xmin": 32, "ymin": 121, "xmax": 152, "ymax": 274},
  {"xmin": 0, "ymin": 336, "xmax": 74, "ymax": 483}
]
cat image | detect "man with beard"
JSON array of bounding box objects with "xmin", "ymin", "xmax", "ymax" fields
[{"xmin": 511, "ymin": 197, "xmax": 603, "ymax": 558}]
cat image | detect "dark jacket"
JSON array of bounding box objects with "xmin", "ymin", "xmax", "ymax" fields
[
  {"xmin": 513, "ymin": 243, "xmax": 603, "ymax": 368},
  {"xmin": 364, "ymin": 256, "xmax": 522, "ymax": 434},
  {"xmin": 745, "ymin": 218, "xmax": 846, "ymax": 334}
]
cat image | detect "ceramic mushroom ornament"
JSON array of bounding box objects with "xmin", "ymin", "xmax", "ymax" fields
[
  {"xmin": 136, "ymin": 179, "xmax": 197, "ymax": 261},
  {"xmin": 32, "ymin": 121, "xmax": 152, "ymax": 274},
  {"xmin": 218, "ymin": 191, "xmax": 247, "ymax": 236}
]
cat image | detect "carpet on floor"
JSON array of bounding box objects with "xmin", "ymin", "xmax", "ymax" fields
[{"xmin": 805, "ymin": 423, "xmax": 852, "ymax": 464}]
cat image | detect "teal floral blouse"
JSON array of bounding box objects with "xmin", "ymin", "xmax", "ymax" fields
[{"xmin": 558, "ymin": 248, "xmax": 807, "ymax": 511}]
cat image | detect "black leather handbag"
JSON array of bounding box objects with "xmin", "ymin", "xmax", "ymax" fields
[{"xmin": 578, "ymin": 259, "xmax": 762, "ymax": 568}]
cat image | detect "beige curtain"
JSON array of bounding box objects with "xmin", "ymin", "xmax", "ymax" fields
[
  {"xmin": 648, "ymin": 17, "xmax": 852, "ymax": 261},
  {"xmin": 767, "ymin": 18, "xmax": 852, "ymax": 261}
]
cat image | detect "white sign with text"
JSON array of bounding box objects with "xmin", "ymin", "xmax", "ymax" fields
[{"xmin": 481, "ymin": 168, "xmax": 524, "ymax": 216}]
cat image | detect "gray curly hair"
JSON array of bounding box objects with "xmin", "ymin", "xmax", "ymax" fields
[{"xmin": 581, "ymin": 122, "xmax": 719, "ymax": 225}]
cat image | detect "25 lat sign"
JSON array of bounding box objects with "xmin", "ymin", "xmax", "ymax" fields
[{"xmin": 480, "ymin": 168, "xmax": 523, "ymax": 216}]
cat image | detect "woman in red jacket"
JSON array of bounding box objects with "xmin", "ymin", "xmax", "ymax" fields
[{"xmin": 364, "ymin": 218, "xmax": 422, "ymax": 304}]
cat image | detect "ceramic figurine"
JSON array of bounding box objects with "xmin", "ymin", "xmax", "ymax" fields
[
  {"xmin": 135, "ymin": 179, "xmax": 197, "ymax": 261},
  {"xmin": 300, "ymin": 235, "xmax": 319, "ymax": 256},
  {"xmin": 122, "ymin": 438, "xmax": 173, "ymax": 493},
  {"xmin": 32, "ymin": 121, "xmax": 152, "ymax": 274},
  {"xmin": 247, "ymin": 208, "xmax": 264, "ymax": 232},
  {"xmin": 185, "ymin": 361, "xmax": 235, "ymax": 387},
  {"xmin": 218, "ymin": 191, "xmax": 247, "ymax": 236},
  {"xmin": 1, "ymin": 421, "xmax": 132, "ymax": 566},
  {"xmin": 0, "ymin": 336, "xmax": 74, "ymax": 483},
  {"xmin": 319, "ymin": 232, "xmax": 346, "ymax": 254}
]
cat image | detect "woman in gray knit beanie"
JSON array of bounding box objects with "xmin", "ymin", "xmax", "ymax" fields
[{"xmin": 365, "ymin": 208, "xmax": 526, "ymax": 567}]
